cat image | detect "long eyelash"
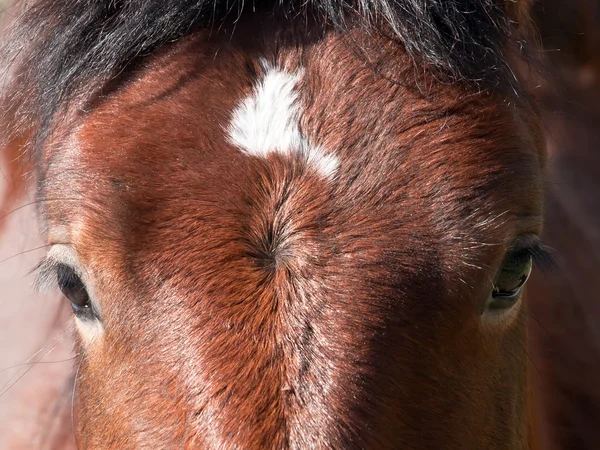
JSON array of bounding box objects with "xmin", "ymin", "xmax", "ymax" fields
[
  {"xmin": 507, "ymin": 236, "xmax": 557, "ymax": 272},
  {"xmin": 528, "ymin": 242, "xmax": 557, "ymax": 271},
  {"xmin": 30, "ymin": 256, "xmax": 60, "ymax": 293}
]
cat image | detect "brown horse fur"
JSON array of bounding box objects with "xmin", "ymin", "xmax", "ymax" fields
[{"xmin": 0, "ymin": 1, "xmax": 571, "ymax": 448}]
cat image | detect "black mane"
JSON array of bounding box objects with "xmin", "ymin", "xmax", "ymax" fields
[{"xmin": 1, "ymin": 0, "xmax": 528, "ymax": 146}]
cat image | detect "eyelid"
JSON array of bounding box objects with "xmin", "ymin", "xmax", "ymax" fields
[
  {"xmin": 31, "ymin": 244, "xmax": 86, "ymax": 293},
  {"xmin": 507, "ymin": 234, "xmax": 541, "ymax": 254}
]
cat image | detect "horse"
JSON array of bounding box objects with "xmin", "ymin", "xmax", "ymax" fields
[{"xmin": 0, "ymin": 0, "xmax": 587, "ymax": 448}]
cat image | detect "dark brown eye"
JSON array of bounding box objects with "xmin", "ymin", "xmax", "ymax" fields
[
  {"xmin": 57, "ymin": 264, "xmax": 93, "ymax": 317},
  {"xmin": 488, "ymin": 251, "xmax": 533, "ymax": 311}
]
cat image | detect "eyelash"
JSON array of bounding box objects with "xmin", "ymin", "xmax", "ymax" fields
[
  {"xmin": 31, "ymin": 256, "xmax": 67, "ymax": 293},
  {"xmin": 515, "ymin": 242, "xmax": 556, "ymax": 271}
]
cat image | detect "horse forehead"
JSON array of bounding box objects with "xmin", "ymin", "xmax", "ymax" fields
[
  {"xmin": 52, "ymin": 30, "xmax": 542, "ymax": 257},
  {"xmin": 72, "ymin": 44, "xmax": 532, "ymax": 184}
]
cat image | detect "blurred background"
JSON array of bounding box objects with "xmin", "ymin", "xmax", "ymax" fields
[
  {"xmin": 0, "ymin": 0, "xmax": 599, "ymax": 448},
  {"xmin": 0, "ymin": 3, "xmax": 76, "ymax": 450},
  {"xmin": 527, "ymin": 1, "xmax": 600, "ymax": 448}
]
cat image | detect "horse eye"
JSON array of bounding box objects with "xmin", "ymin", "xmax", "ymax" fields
[
  {"xmin": 488, "ymin": 250, "xmax": 533, "ymax": 311},
  {"xmin": 56, "ymin": 263, "xmax": 93, "ymax": 317}
]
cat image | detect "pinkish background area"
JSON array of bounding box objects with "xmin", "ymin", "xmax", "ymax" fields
[{"xmin": 0, "ymin": 178, "xmax": 74, "ymax": 449}]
